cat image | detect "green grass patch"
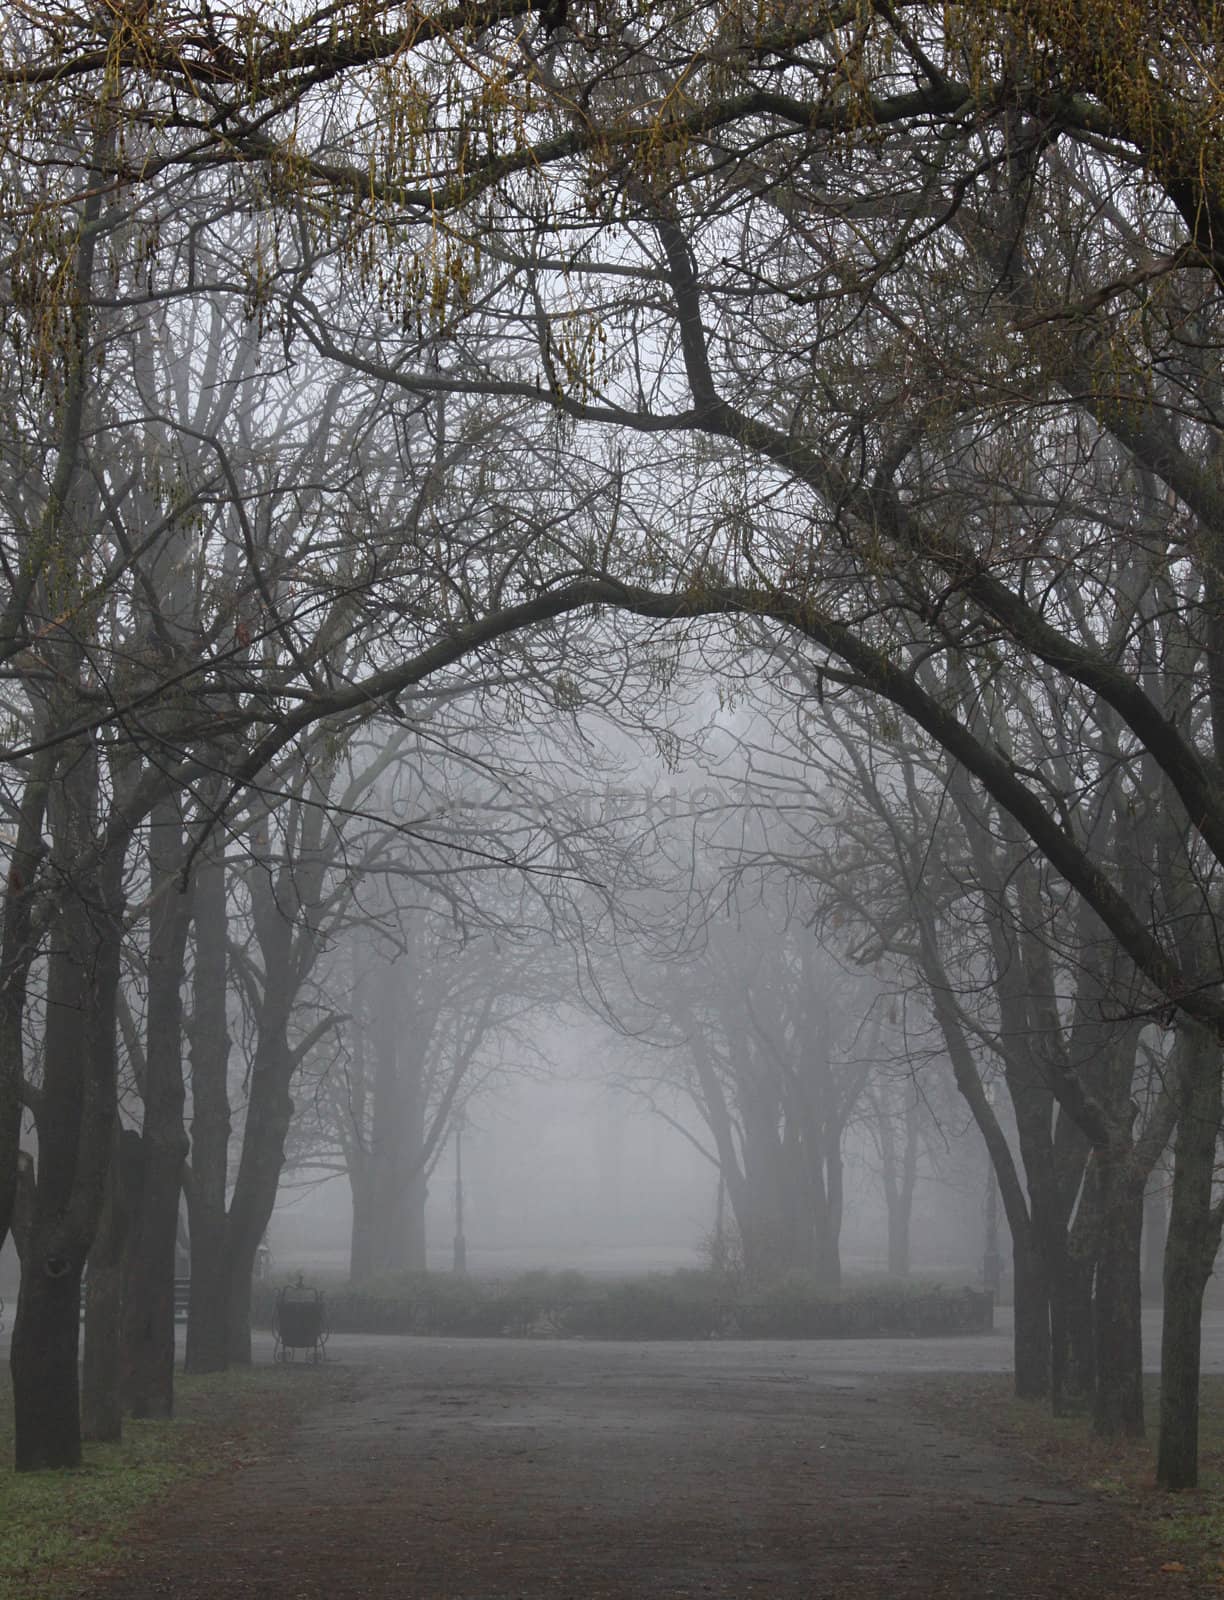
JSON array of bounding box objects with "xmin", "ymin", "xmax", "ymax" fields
[
  {"xmin": 0, "ymin": 1363, "xmax": 339, "ymax": 1599},
  {"xmin": 912, "ymin": 1373, "xmax": 1224, "ymax": 1586}
]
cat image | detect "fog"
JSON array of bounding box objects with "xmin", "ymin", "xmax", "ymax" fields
[{"xmin": 270, "ymin": 1017, "xmax": 993, "ymax": 1287}]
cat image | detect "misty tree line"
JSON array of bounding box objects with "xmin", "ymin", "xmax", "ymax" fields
[{"xmin": 0, "ymin": 0, "xmax": 1221, "ymax": 1494}]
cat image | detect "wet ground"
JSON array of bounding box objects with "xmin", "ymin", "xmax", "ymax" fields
[
  {"xmin": 301, "ymin": 1303, "xmax": 1224, "ymax": 1376},
  {"xmin": 73, "ymin": 1329, "xmax": 1183, "ymax": 1599}
]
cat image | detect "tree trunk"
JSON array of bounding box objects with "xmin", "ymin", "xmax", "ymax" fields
[
  {"xmin": 122, "ymin": 802, "xmax": 191, "ymax": 1417},
  {"xmin": 886, "ymin": 1190, "xmax": 912, "ymax": 1277},
  {"xmin": 224, "ymin": 799, "xmax": 329, "ymax": 1363},
  {"xmin": 121, "ymin": 1146, "xmax": 185, "ymax": 1419},
  {"xmin": 184, "ymin": 844, "xmax": 232, "ymax": 1376},
  {"xmin": 13, "ymin": 835, "xmax": 125, "ymax": 1469},
  {"xmin": 879, "ymin": 1088, "xmax": 919, "ymax": 1277},
  {"xmin": 1063, "ymin": 1254, "xmax": 1097, "ymax": 1405},
  {"xmin": 1092, "ymin": 1162, "xmax": 1145, "ymax": 1438},
  {"xmin": 983, "ymin": 1163, "xmax": 1002, "ymax": 1293},
  {"xmin": 0, "ymin": 754, "xmax": 50, "ymax": 1252},
  {"xmin": 1159, "ymin": 1237, "xmax": 1210, "ymax": 1491},
  {"xmin": 1062, "ymin": 1168, "xmax": 1101, "ymax": 1409},
  {"xmin": 225, "ymin": 1020, "xmax": 295, "ymax": 1366},
  {"xmin": 349, "ymin": 1163, "xmax": 376, "ymax": 1283},
  {"xmin": 184, "ymin": 1201, "xmax": 230, "ymax": 1375},
  {"xmin": 1143, "ymin": 1177, "xmax": 1168, "ymax": 1305},
  {"xmin": 1012, "ymin": 1231, "xmax": 1050, "ymax": 1401},
  {"xmin": 82, "ymin": 1130, "xmax": 133, "ymax": 1443},
  {"xmin": 1043, "ymin": 1227, "xmax": 1083, "ymax": 1414},
  {"xmin": 82, "ymin": 1261, "xmax": 124, "ymax": 1443},
  {"xmin": 227, "ymin": 1255, "xmax": 256, "ymax": 1365},
  {"xmin": 11, "ymin": 1261, "xmax": 85, "ymax": 1469},
  {"xmin": 12, "ymin": 909, "xmax": 89, "ymax": 1468},
  {"xmin": 403, "ymin": 1167, "xmax": 428, "ymax": 1273},
  {"xmin": 810, "ymin": 1137, "xmax": 843, "ymax": 1290},
  {"xmin": 1157, "ymin": 1025, "xmax": 1223, "ymax": 1490}
]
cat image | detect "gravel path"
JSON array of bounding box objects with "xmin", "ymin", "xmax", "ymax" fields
[{"xmin": 74, "ymin": 1335, "xmax": 1173, "ymax": 1599}]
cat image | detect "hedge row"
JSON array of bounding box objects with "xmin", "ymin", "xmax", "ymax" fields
[{"xmin": 253, "ymin": 1269, "xmax": 993, "ymax": 1341}]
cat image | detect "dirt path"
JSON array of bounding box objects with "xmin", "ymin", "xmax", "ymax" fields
[{"xmin": 78, "ymin": 1338, "xmax": 1172, "ymax": 1598}]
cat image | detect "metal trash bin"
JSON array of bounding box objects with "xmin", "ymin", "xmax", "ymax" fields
[{"xmin": 273, "ymin": 1279, "xmax": 328, "ymax": 1363}]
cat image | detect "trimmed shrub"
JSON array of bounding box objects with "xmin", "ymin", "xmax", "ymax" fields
[
  {"xmin": 556, "ymin": 1270, "xmax": 731, "ymax": 1340},
  {"xmin": 734, "ymin": 1274, "xmax": 994, "ymax": 1339},
  {"xmin": 252, "ymin": 1268, "xmax": 992, "ymax": 1341}
]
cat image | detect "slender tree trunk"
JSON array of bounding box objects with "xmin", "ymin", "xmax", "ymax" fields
[
  {"xmin": 879, "ymin": 1089, "xmax": 919, "ymax": 1277},
  {"xmin": 225, "ymin": 1021, "xmax": 295, "ymax": 1365},
  {"xmin": 224, "ymin": 794, "xmax": 329, "ymax": 1362},
  {"xmin": 122, "ymin": 803, "xmax": 191, "ymax": 1417},
  {"xmin": 369, "ymin": 976, "xmax": 403, "ymax": 1276},
  {"xmin": 918, "ymin": 909, "xmax": 1048, "ymax": 1399},
  {"xmin": 1158, "ymin": 1026, "xmax": 1223, "ymax": 1490},
  {"xmin": 1063, "ymin": 1168, "xmax": 1101, "ymax": 1408},
  {"xmin": 983, "ymin": 1162, "xmax": 1002, "ymax": 1292},
  {"xmin": 184, "ymin": 845, "xmax": 232, "ymax": 1376},
  {"xmin": 345, "ymin": 959, "xmax": 372, "ymax": 1284},
  {"xmin": 808, "ymin": 1142, "xmax": 842, "ymax": 1291},
  {"xmin": 390, "ymin": 1048, "xmax": 430, "ymax": 1274}
]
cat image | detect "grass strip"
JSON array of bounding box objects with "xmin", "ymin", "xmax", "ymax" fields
[
  {"xmin": 912, "ymin": 1373, "xmax": 1224, "ymax": 1586},
  {"xmin": 0, "ymin": 1363, "xmax": 340, "ymax": 1600}
]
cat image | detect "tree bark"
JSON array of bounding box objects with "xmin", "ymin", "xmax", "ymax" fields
[
  {"xmin": 0, "ymin": 754, "xmax": 50, "ymax": 1252},
  {"xmin": 369, "ymin": 1008, "xmax": 432, "ymax": 1276},
  {"xmin": 223, "ymin": 783, "xmax": 331, "ymax": 1362},
  {"xmin": 1061, "ymin": 1166, "xmax": 1101, "ymax": 1410},
  {"xmin": 1062, "ymin": 1254, "xmax": 1097, "ymax": 1406},
  {"xmin": 349, "ymin": 1163, "xmax": 376, "ymax": 1283},
  {"xmin": 225, "ymin": 1017, "xmax": 294, "ymax": 1365},
  {"xmin": 880, "ymin": 1091, "xmax": 919, "ymax": 1277},
  {"xmin": 813, "ymin": 1136, "xmax": 843, "ymax": 1290},
  {"xmin": 1091, "ymin": 1158, "xmax": 1145, "ymax": 1438},
  {"xmin": 82, "ymin": 1129, "xmax": 134, "ymax": 1442},
  {"xmin": 184, "ymin": 843, "xmax": 232, "ymax": 1376},
  {"xmin": 1143, "ymin": 1177, "xmax": 1168, "ymax": 1305},
  {"xmin": 1012, "ymin": 1232, "xmax": 1051, "ymax": 1401},
  {"xmin": 1158, "ymin": 1025, "xmax": 1223, "ymax": 1489},
  {"xmin": 12, "ymin": 825, "xmax": 126, "ymax": 1470},
  {"xmin": 122, "ymin": 801, "xmax": 191, "ymax": 1417},
  {"xmin": 11, "ymin": 1262, "xmax": 86, "ymax": 1469},
  {"xmin": 918, "ymin": 914, "xmax": 1050, "ymax": 1399},
  {"xmin": 402, "ymin": 1168, "xmax": 428, "ymax": 1273}
]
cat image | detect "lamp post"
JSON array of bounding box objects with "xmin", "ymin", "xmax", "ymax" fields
[{"xmin": 452, "ymin": 1116, "xmax": 467, "ymax": 1275}]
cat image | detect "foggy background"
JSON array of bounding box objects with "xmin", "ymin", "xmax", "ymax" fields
[{"xmin": 266, "ymin": 1021, "xmax": 988, "ymax": 1284}]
